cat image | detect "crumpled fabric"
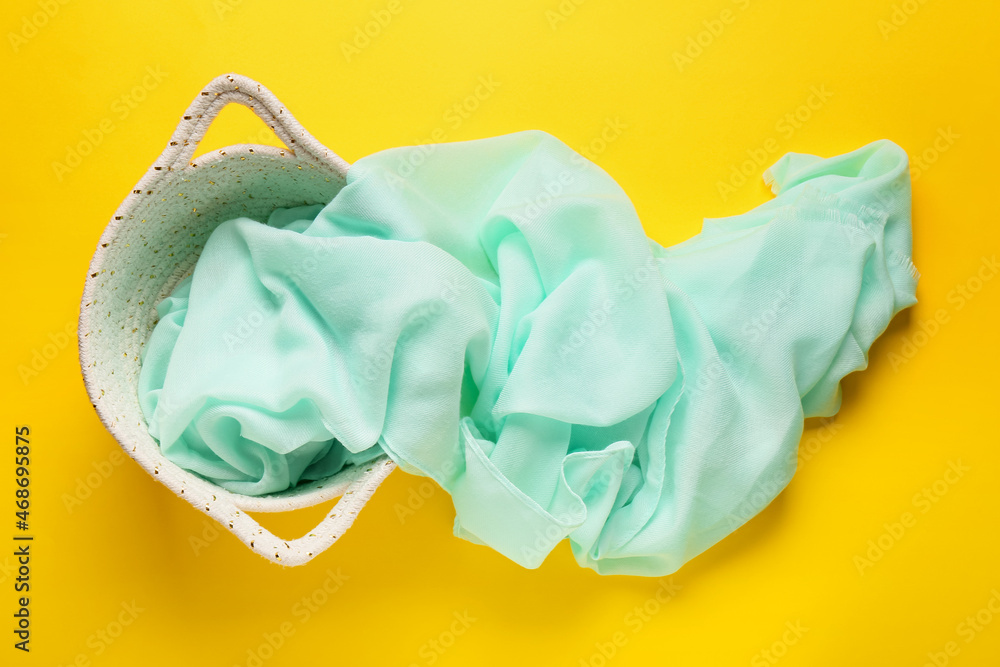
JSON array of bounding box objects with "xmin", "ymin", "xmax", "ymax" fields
[{"xmin": 138, "ymin": 130, "xmax": 918, "ymax": 576}]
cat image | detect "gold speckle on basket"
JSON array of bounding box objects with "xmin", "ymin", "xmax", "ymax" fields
[{"xmin": 250, "ymin": 540, "xmax": 255, "ymax": 548}]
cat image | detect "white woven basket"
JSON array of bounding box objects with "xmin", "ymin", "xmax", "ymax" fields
[{"xmin": 78, "ymin": 73, "xmax": 396, "ymax": 566}]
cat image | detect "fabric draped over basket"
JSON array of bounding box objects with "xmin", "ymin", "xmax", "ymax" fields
[{"xmin": 137, "ymin": 130, "xmax": 918, "ymax": 576}]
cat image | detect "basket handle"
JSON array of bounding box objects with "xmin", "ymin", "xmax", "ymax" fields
[
  {"xmin": 159, "ymin": 72, "xmax": 350, "ymax": 174},
  {"xmin": 155, "ymin": 73, "xmax": 389, "ymax": 566},
  {"xmin": 198, "ymin": 457, "xmax": 396, "ymax": 566}
]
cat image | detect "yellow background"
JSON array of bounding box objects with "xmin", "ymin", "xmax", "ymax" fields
[{"xmin": 2, "ymin": 0, "xmax": 998, "ymax": 665}]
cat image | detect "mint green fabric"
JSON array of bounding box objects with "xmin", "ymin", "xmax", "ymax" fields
[{"xmin": 137, "ymin": 130, "xmax": 918, "ymax": 576}]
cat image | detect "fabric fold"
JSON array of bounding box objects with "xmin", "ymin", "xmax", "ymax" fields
[{"xmin": 137, "ymin": 130, "xmax": 917, "ymax": 576}]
